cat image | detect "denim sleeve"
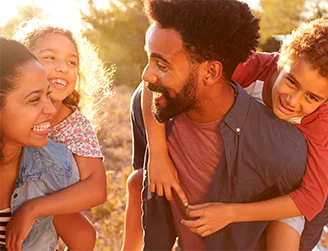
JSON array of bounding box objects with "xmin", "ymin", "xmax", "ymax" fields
[
  {"xmin": 130, "ymin": 82, "xmax": 147, "ymax": 170},
  {"xmin": 68, "ymin": 154, "xmax": 80, "ymax": 185}
]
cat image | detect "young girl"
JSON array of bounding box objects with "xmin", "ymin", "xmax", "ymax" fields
[
  {"xmin": 6, "ymin": 19, "xmax": 114, "ymax": 250},
  {"xmin": 0, "ymin": 37, "xmax": 79, "ymax": 251},
  {"xmin": 122, "ymin": 18, "xmax": 328, "ymax": 251}
]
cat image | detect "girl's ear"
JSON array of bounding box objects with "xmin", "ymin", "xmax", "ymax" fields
[{"xmin": 203, "ymin": 61, "xmax": 223, "ymax": 86}]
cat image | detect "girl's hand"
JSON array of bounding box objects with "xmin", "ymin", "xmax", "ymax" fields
[
  {"xmin": 148, "ymin": 153, "xmax": 188, "ymax": 206},
  {"xmin": 181, "ymin": 203, "xmax": 234, "ymax": 237},
  {"xmin": 6, "ymin": 202, "xmax": 36, "ymax": 251}
]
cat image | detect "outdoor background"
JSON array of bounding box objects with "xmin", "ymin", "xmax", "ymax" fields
[{"xmin": 1, "ymin": 0, "xmax": 328, "ymax": 250}]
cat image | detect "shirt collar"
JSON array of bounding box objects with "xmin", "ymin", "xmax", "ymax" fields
[{"xmin": 221, "ymin": 80, "xmax": 252, "ymax": 135}]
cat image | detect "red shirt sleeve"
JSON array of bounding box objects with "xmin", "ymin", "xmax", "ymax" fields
[
  {"xmin": 232, "ymin": 51, "xmax": 279, "ymax": 88},
  {"xmin": 290, "ymin": 104, "xmax": 328, "ymax": 220}
]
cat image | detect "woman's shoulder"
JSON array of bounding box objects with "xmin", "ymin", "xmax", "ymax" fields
[
  {"xmin": 24, "ymin": 139, "xmax": 73, "ymax": 172},
  {"xmin": 20, "ymin": 140, "xmax": 79, "ymax": 189}
]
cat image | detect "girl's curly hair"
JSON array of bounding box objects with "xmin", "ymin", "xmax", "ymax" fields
[{"xmin": 13, "ymin": 18, "xmax": 115, "ymax": 132}]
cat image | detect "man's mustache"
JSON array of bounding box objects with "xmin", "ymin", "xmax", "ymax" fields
[{"xmin": 146, "ymin": 82, "xmax": 166, "ymax": 94}]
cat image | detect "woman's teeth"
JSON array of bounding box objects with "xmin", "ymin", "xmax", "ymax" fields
[{"xmin": 32, "ymin": 122, "xmax": 51, "ymax": 132}]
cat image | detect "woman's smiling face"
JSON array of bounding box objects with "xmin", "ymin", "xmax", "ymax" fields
[{"xmin": 0, "ymin": 60, "xmax": 56, "ymax": 149}]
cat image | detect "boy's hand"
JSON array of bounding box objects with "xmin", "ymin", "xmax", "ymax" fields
[
  {"xmin": 181, "ymin": 203, "xmax": 234, "ymax": 237},
  {"xmin": 148, "ymin": 153, "xmax": 188, "ymax": 206}
]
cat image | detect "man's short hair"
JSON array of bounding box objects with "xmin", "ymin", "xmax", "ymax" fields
[{"xmin": 143, "ymin": 0, "xmax": 260, "ymax": 79}]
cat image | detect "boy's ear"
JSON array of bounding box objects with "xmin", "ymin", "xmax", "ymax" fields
[{"xmin": 203, "ymin": 61, "xmax": 223, "ymax": 86}]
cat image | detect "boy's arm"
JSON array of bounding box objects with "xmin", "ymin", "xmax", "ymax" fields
[
  {"xmin": 232, "ymin": 52, "xmax": 279, "ymax": 88},
  {"xmin": 181, "ymin": 194, "xmax": 302, "ymax": 237},
  {"xmin": 141, "ymin": 82, "xmax": 188, "ymax": 205},
  {"xmin": 182, "ymin": 133, "xmax": 307, "ymax": 236},
  {"xmin": 291, "ymin": 104, "xmax": 328, "ymax": 221}
]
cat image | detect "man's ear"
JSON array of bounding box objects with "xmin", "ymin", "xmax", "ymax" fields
[{"xmin": 203, "ymin": 61, "xmax": 223, "ymax": 86}]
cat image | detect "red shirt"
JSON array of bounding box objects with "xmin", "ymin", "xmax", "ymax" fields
[{"xmin": 232, "ymin": 52, "xmax": 328, "ymax": 221}]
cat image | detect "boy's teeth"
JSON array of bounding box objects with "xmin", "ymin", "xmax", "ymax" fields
[{"xmin": 32, "ymin": 122, "xmax": 51, "ymax": 132}]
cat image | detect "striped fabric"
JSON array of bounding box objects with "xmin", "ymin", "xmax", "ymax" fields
[{"xmin": 0, "ymin": 207, "xmax": 11, "ymax": 248}]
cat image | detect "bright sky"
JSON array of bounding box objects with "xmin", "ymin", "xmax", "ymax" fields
[{"xmin": 0, "ymin": 0, "xmax": 260, "ymax": 33}]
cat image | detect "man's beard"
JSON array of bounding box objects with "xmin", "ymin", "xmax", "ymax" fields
[{"xmin": 147, "ymin": 72, "xmax": 199, "ymax": 123}]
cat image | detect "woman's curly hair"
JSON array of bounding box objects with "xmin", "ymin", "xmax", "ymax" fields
[
  {"xmin": 278, "ymin": 18, "xmax": 328, "ymax": 79},
  {"xmin": 143, "ymin": 0, "xmax": 260, "ymax": 78},
  {"xmin": 13, "ymin": 18, "xmax": 115, "ymax": 132}
]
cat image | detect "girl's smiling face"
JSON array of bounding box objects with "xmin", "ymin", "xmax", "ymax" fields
[
  {"xmin": 271, "ymin": 59, "xmax": 328, "ymax": 121},
  {"xmin": 31, "ymin": 33, "xmax": 78, "ymax": 105}
]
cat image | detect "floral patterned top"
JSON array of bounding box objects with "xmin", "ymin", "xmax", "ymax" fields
[{"xmin": 48, "ymin": 108, "xmax": 103, "ymax": 158}]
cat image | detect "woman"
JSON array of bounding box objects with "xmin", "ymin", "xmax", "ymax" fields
[{"xmin": 0, "ymin": 36, "xmax": 79, "ymax": 251}]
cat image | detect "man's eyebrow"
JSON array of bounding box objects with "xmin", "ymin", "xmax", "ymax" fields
[{"xmin": 150, "ymin": 52, "xmax": 170, "ymax": 64}]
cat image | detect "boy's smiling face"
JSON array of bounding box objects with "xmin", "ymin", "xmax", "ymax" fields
[{"xmin": 272, "ymin": 59, "xmax": 328, "ymax": 121}]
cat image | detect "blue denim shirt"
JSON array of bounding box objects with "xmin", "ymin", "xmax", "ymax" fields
[
  {"xmin": 130, "ymin": 82, "xmax": 308, "ymax": 250},
  {"xmin": 8, "ymin": 139, "xmax": 79, "ymax": 251}
]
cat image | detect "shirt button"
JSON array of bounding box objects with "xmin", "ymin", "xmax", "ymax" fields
[
  {"xmin": 13, "ymin": 193, "xmax": 18, "ymax": 198},
  {"xmin": 236, "ymin": 127, "xmax": 241, "ymax": 133}
]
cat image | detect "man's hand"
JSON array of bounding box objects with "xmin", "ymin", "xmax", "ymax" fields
[
  {"xmin": 181, "ymin": 202, "xmax": 234, "ymax": 237},
  {"xmin": 6, "ymin": 202, "xmax": 36, "ymax": 251},
  {"xmin": 148, "ymin": 153, "xmax": 188, "ymax": 206}
]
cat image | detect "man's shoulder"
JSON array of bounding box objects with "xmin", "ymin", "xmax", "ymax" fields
[
  {"xmin": 229, "ymin": 85, "xmax": 306, "ymax": 153},
  {"xmin": 130, "ymin": 82, "xmax": 145, "ymax": 130},
  {"xmin": 130, "ymin": 83, "xmax": 143, "ymax": 116},
  {"xmin": 249, "ymin": 98, "xmax": 305, "ymax": 147}
]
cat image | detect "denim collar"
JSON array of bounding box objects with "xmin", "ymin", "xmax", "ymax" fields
[
  {"xmin": 17, "ymin": 146, "xmax": 44, "ymax": 185},
  {"xmin": 221, "ymin": 80, "xmax": 252, "ymax": 135},
  {"xmin": 166, "ymin": 80, "xmax": 252, "ymax": 136}
]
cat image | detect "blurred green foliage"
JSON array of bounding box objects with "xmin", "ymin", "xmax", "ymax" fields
[
  {"xmin": 256, "ymin": 0, "xmax": 328, "ymax": 52},
  {"xmin": 255, "ymin": 0, "xmax": 305, "ymax": 51},
  {"xmin": 2, "ymin": 0, "xmax": 328, "ymax": 82},
  {"xmin": 81, "ymin": 0, "xmax": 149, "ymax": 87}
]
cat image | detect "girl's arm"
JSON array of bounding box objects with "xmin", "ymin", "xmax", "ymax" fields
[
  {"xmin": 5, "ymin": 156, "xmax": 106, "ymax": 251},
  {"xmin": 27, "ymin": 156, "xmax": 106, "ymax": 214},
  {"xmin": 142, "ymin": 82, "xmax": 188, "ymax": 205}
]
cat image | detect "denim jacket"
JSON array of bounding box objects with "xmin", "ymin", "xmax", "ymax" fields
[
  {"xmin": 130, "ymin": 82, "xmax": 308, "ymax": 250},
  {"xmin": 9, "ymin": 139, "xmax": 79, "ymax": 251}
]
